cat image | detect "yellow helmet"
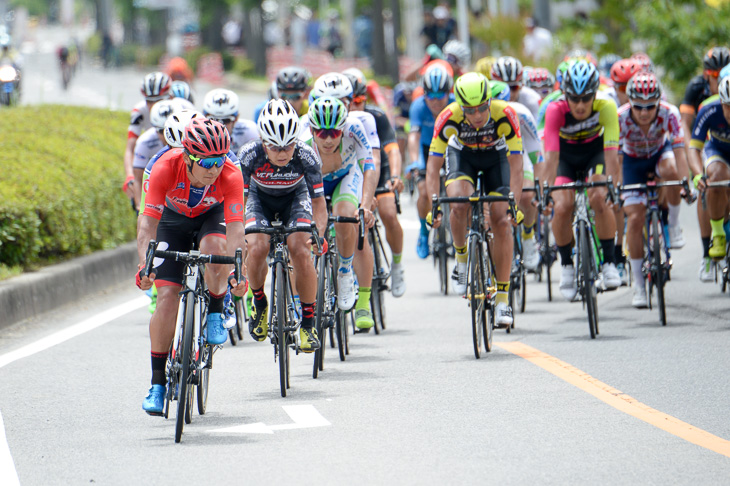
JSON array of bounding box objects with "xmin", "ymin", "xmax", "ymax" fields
[{"xmin": 475, "ymin": 56, "xmax": 497, "ymax": 80}]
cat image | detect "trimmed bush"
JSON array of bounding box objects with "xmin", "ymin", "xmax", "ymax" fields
[{"xmin": 0, "ymin": 106, "xmax": 136, "ymax": 271}]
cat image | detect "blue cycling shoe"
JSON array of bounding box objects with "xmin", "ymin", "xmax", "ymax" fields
[
  {"xmin": 205, "ymin": 312, "xmax": 228, "ymax": 345},
  {"xmin": 416, "ymin": 233, "xmax": 430, "ymax": 259},
  {"xmin": 143, "ymin": 384, "xmax": 165, "ymax": 416}
]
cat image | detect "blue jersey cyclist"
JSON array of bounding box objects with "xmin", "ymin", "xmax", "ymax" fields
[
  {"xmin": 407, "ymin": 62, "xmax": 455, "ymax": 259},
  {"xmin": 240, "ymin": 100, "xmax": 327, "ymax": 352},
  {"xmin": 689, "ymin": 76, "xmax": 730, "ymax": 260}
]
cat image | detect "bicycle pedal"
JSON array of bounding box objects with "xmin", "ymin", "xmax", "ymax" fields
[{"xmin": 353, "ymin": 327, "xmax": 371, "ymax": 334}]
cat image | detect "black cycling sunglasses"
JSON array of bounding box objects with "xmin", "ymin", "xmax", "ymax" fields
[
  {"xmin": 463, "ymin": 102, "xmax": 490, "ymax": 115},
  {"xmin": 567, "ymin": 93, "xmax": 594, "ymax": 104}
]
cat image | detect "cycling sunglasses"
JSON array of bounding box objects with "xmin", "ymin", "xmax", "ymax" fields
[
  {"xmin": 630, "ymin": 101, "xmax": 658, "ymax": 111},
  {"xmin": 508, "ymin": 84, "xmax": 521, "ymax": 91},
  {"xmin": 425, "ymin": 91, "xmax": 447, "ymax": 100},
  {"xmin": 705, "ymin": 69, "xmax": 720, "ymax": 78},
  {"xmin": 187, "ymin": 152, "xmax": 226, "ymax": 169},
  {"xmin": 280, "ymin": 92, "xmax": 303, "ymax": 101},
  {"xmin": 462, "ymin": 102, "xmax": 490, "ymax": 115},
  {"xmin": 313, "ymin": 128, "xmax": 343, "ymax": 139},
  {"xmin": 265, "ymin": 142, "xmax": 296, "ymax": 153},
  {"xmin": 353, "ymin": 95, "xmax": 367, "ymax": 104},
  {"xmin": 567, "ymin": 93, "xmax": 594, "ymax": 104},
  {"xmin": 209, "ymin": 116, "xmax": 237, "ymax": 124}
]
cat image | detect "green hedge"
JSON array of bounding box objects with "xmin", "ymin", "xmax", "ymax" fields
[{"xmin": 0, "ymin": 106, "xmax": 136, "ymax": 273}]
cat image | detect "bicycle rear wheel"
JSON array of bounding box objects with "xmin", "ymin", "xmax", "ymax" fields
[
  {"xmin": 579, "ymin": 221, "xmax": 598, "ymax": 339},
  {"xmin": 651, "ymin": 212, "xmax": 667, "ymax": 326},
  {"xmin": 468, "ymin": 237, "xmax": 486, "ymax": 359},
  {"xmin": 275, "ymin": 264, "xmax": 289, "ymax": 397},
  {"xmin": 197, "ymin": 344, "xmax": 209, "ymax": 415},
  {"xmin": 437, "ymin": 223, "xmax": 449, "ymax": 295},
  {"xmin": 175, "ymin": 294, "xmax": 195, "ymax": 442},
  {"xmin": 543, "ymin": 215, "xmax": 553, "ymax": 302}
]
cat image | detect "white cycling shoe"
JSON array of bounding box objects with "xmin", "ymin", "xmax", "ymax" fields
[
  {"xmin": 452, "ymin": 262, "xmax": 467, "ymax": 295},
  {"xmin": 601, "ymin": 263, "xmax": 621, "ymax": 290},
  {"xmin": 522, "ymin": 237, "xmax": 540, "ymax": 271},
  {"xmin": 495, "ymin": 302, "xmax": 513, "ymax": 328},
  {"xmin": 559, "ymin": 265, "xmax": 578, "ymax": 301},
  {"xmin": 632, "ymin": 286, "xmax": 648, "ymax": 308},
  {"xmin": 668, "ymin": 225, "xmax": 686, "ymax": 249},
  {"xmin": 391, "ymin": 263, "xmax": 406, "ymax": 298},
  {"xmin": 337, "ymin": 270, "xmax": 357, "ymax": 310}
]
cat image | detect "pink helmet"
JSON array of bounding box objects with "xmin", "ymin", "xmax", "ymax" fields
[
  {"xmin": 182, "ymin": 118, "xmax": 230, "ymax": 157},
  {"xmin": 626, "ymin": 72, "xmax": 662, "ymax": 101},
  {"xmin": 610, "ymin": 59, "xmax": 641, "ymax": 85}
]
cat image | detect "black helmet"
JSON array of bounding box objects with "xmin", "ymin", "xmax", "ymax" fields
[
  {"xmin": 276, "ymin": 66, "xmax": 311, "ymax": 91},
  {"xmin": 703, "ymin": 47, "xmax": 730, "ymax": 72},
  {"xmin": 342, "ymin": 71, "xmax": 367, "ymax": 98}
]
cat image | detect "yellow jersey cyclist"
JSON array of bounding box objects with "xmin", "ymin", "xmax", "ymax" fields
[
  {"xmin": 543, "ymin": 60, "xmax": 621, "ymax": 300},
  {"xmin": 426, "ymin": 72, "xmax": 524, "ymax": 327},
  {"xmin": 241, "ymin": 100, "xmax": 326, "ymax": 351}
]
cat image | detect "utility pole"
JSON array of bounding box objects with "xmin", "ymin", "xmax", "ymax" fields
[
  {"xmin": 533, "ymin": 0, "xmax": 551, "ymax": 30},
  {"xmin": 371, "ymin": 0, "xmax": 387, "ymax": 76},
  {"xmin": 456, "ymin": 0, "xmax": 469, "ymax": 46},
  {"xmin": 401, "ymin": 0, "xmax": 423, "ymax": 60},
  {"xmin": 341, "ymin": 0, "xmax": 355, "ymax": 58}
]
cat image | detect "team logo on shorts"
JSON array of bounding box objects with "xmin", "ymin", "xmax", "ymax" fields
[{"xmin": 300, "ymin": 198, "xmax": 312, "ymax": 213}]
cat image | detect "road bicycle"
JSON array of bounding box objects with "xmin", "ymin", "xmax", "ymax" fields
[
  {"xmin": 370, "ymin": 188, "xmax": 397, "ymax": 334},
  {"xmin": 620, "ymin": 178, "xmax": 691, "ymax": 325},
  {"xmin": 248, "ymin": 221, "xmax": 323, "ymax": 397},
  {"xmin": 702, "ymin": 180, "xmax": 730, "ymax": 293},
  {"xmin": 314, "ymin": 210, "xmax": 364, "ymax": 376},
  {"xmin": 544, "ymin": 176, "xmax": 616, "ymax": 339},
  {"xmin": 143, "ymin": 240, "xmax": 243, "ymax": 443},
  {"xmin": 431, "ymin": 170, "xmax": 454, "ymax": 295},
  {"xmin": 432, "ymin": 173, "xmax": 516, "ymax": 358}
]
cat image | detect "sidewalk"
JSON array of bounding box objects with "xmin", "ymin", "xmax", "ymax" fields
[{"xmin": 0, "ymin": 243, "xmax": 137, "ymax": 329}]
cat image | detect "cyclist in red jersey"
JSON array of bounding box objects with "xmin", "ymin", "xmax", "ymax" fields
[{"xmin": 136, "ymin": 118, "xmax": 247, "ymax": 416}]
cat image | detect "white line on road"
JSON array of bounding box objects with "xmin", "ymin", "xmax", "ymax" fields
[
  {"xmin": 0, "ymin": 411, "xmax": 20, "ymax": 486},
  {"xmin": 210, "ymin": 405, "xmax": 331, "ymax": 434},
  {"xmin": 0, "ymin": 296, "xmax": 149, "ymax": 481},
  {"xmin": 0, "ymin": 296, "xmax": 148, "ymax": 370}
]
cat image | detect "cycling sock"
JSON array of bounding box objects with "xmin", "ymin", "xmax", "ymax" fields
[
  {"xmin": 668, "ymin": 203, "xmax": 681, "ymax": 227},
  {"xmin": 631, "ymin": 258, "xmax": 644, "ymax": 286},
  {"xmin": 614, "ymin": 244, "xmax": 625, "ymax": 264},
  {"xmin": 252, "ymin": 286, "xmax": 267, "ymax": 310},
  {"xmin": 301, "ymin": 301, "xmax": 315, "ymax": 329},
  {"xmin": 420, "ymin": 218, "xmax": 429, "ymax": 236},
  {"xmin": 600, "ymin": 239, "xmax": 616, "ymax": 265},
  {"xmin": 356, "ymin": 287, "xmax": 371, "ymax": 310},
  {"xmin": 455, "ymin": 244, "xmax": 468, "ymax": 264},
  {"xmin": 392, "ymin": 253, "xmax": 402, "ymax": 264},
  {"xmin": 496, "ymin": 281, "xmax": 509, "ymax": 305},
  {"xmin": 208, "ymin": 291, "xmax": 225, "ymax": 314},
  {"xmin": 710, "ymin": 218, "xmax": 725, "ymax": 238},
  {"xmin": 151, "ymin": 351, "xmax": 168, "ymax": 386},
  {"xmin": 702, "ymin": 237, "xmax": 711, "ymax": 258},
  {"xmin": 521, "ymin": 223, "xmax": 535, "ymax": 241},
  {"xmin": 338, "ymin": 253, "xmax": 354, "ymax": 273},
  {"xmin": 558, "ymin": 244, "xmax": 574, "ymax": 267}
]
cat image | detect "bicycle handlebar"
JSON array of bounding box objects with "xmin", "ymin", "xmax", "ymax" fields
[
  {"xmin": 620, "ymin": 178, "xmax": 695, "ymax": 204},
  {"xmin": 327, "ymin": 208, "xmax": 365, "ymax": 250},
  {"xmin": 143, "ymin": 240, "xmax": 243, "ymax": 279},
  {"xmin": 543, "ymin": 176, "xmax": 617, "ymax": 206}
]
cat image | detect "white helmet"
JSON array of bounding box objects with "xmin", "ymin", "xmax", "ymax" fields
[
  {"xmin": 171, "ymin": 97, "xmax": 195, "ymax": 111},
  {"xmin": 149, "ymin": 100, "xmax": 178, "ymax": 129},
  {"xmin": 491, "ymin": 56, "xmax": 523, "ymax": 84},
  {"xmin": 310, "ymin": 72, "xmax": 353, "ymax": 101},
  {"xmin": 257, "ymin": 99, "xmax": 300, "ymax": 147},
  {"xmin": 163, "ymin": 109, "xmax": 203, "ymax": 148},
  {"xmin": 720, "ymin": 76, "xmax": 730, "ymax": 104},
  {"xmin": 443, "ymin": 40, "xmax": 472, "ymax": 68},
  {"xmin": 203, "ymin": 88, "xmax": 239, "ymax": 119}
]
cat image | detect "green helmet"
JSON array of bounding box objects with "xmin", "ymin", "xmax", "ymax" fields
[
  {"xmin": 454, "ymin": 72, "xmax": 490, "ymax": 107},
  {"xmin": 308, "ymin": 96, "xmax": 348, "ymax": 130},
  {"xmin": 489, "ymin": 80, "xmax": 510, "ymax": 101}
]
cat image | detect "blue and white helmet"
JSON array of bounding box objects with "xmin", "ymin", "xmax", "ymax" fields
[
  {"xmin": 562, "ymin": 60, "xmax": 600, "ymax": 96},
  {"xmin": 170, "ymin": 80, "xmax": 194, "ymax": 103},
  {"xmin": 422, "ymin": 63, "xmax": 453, "ymax": 95}
]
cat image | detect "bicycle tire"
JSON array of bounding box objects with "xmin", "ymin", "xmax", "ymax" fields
[
  {"xmin": 437, "ymin": 224, "xmax": 449, "ymax": 295},
  {"xmin": 543, "ymin": 216, "xmax": 553, "ymax": 302},
  {"xmin": 332, "ymin": 262, "xmax": 347, "ymax": 361},
  {"xmin": 275, "ymin": 263, "xmax": 289, "ymax": 397},
  {"xmin": 313, "ymin": 255, "xmax": 327, "ymax": 378},
  {"xmin": 468, "ymin": 237, "xmax": 486, "ymax": 359},
  {"xmin": 175, "ymin": 294, "xmax": 195, "ymax": 442},
  {"xmin": 197, "ymin": 345, "xmax": 209, "ymax": 415},
  {"xmin": 483, "ymin": 240, "xmax": 494, "ymax": 353},
  {"xmin": 651, "ymin": 212, "xmax": 667, "ymax": 326},
  {"xmin": 228, "ymin": 322, "xmax": 238, "ymax": 346},
  {"xmin": 234, "ymin": 299, "xmax": 246, "ymax": 341},
  {"xmin": 519, "ymin": 268, "xmax": 527, "ymax": 314},
  {"xmin": 579, "ymin": 221, "xmax": 598, "ymax": 339},
  {"xmin": 369, "ymin": 229, "xmax": 383, "ymax": 334},
  {"xmin": 506, "ymin": 280, "xmax": 514, "ymax": 334}
]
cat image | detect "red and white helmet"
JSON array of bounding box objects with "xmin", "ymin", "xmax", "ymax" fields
[
  {"xmin": 140, "ymin": 72, "xmax": 172, "ymax": 101},
  {"xmin": 526, "ymin": 67, "xmax": 555, "ymax": 90},
  {"xmin": 183, "ymin": 118, "xmax": 230, "ymax": 157},
  {"xmin": 626, "ymin": 72, "xmax": 662, "ymax": 101}
]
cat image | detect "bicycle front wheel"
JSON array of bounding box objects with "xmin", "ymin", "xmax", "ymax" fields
[
  {"xmin": 275, "ymin": 264, "xmax": 289, "ymax": 397},
  {"xmin": 651, "ymin": 212, "xmax": 667, "ymax": 326},
  {"xmin": 578, "ymin": 221, "xmax": 598, "ymax": 339},
  {"xmin": 543, "ymin": 215, "xmax": 553, "ymax": 302},
  {"xmin": 468, "ymin": 237, "xmax": 487, "ymax": 358},
  {"xmin": 313, "ymin": 255, "xmax": 327, "ymax": 378},
  {"xmin": 175, "ymin": 294, "xmax": 195, "ymax": 442}
]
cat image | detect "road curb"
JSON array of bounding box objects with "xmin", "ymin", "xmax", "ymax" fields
[{"xmin": 0, "ymin": 242, "xmax": 137, "ymax": 329}]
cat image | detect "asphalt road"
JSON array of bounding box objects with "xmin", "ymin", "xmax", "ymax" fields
[
  {"xmin": 2, "ymin": 23, "xmax": 729, "ymax": 486},
  {"xmin": 1, "ymin": 200, "xmax": 729, "ymax": 485}
]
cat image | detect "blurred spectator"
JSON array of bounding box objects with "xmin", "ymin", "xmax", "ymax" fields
[
  {"xmin": 291, "ymin": 6, "xmax": 310, "ymax": 59},
  {"xmin": 222, "ymin": 20, "xmax": 242, "ymax": 47},
  {"xmin": 422, "ymin": 6, "xmax": 454, "ymax": 50},
  {"xmin": 321, "ymin": 10, "xmax": 342, "ymax": 57},
  {"xmin": 306, "ymin": 11, "xmax": 321, "ymax": 48},
  {"xmin": 354, "ymin": 11, "xmax": 373, "ymax": 59},
  {"xmin": 101, "ymin": 31, "xmax": 112, "ymax": 68},
  {"xmin": 522, "ymin": 17, "xmax": 553, "ymax": 61}
]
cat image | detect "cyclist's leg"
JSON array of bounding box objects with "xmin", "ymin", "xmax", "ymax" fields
[
  {"xmin": 614, "ymin": 155, "xmax": 628, "ymax": 279},
  {"xmin": 704, "ymin": 147, "xmax": 730, "ymax": 258},
  {"xmin": 520, "ymin": 154, "xmax": 539, "ymax": 270},
  {"xmin": 622, "ymin": 154, "xmax": 651, "ymax": 306},
  {"xmin": 331, "ymin": 171, "xmax": 360, "ymax": 311},
  {"xmin": 656, "ymin": 146, "xmax": 684, "ymax": 248},
  {"xmin": 444, "ymin": 144, "xmax": 475, "ymax": 294},
  {"xmin": 553, "ymin": 160, "xmax": 577, "ymax": 299},
  {"xmin": 415, "ymin": 147, "xmax": 430, "ymax": 258}
]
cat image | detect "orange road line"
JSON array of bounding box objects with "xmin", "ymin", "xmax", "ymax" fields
[{"xmin": 496, "ymin": 341, "xmax": 730, "ymax": 458}]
